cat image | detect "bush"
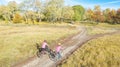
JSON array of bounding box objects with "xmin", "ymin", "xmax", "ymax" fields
[{"xmin": 13, "ymin": 13, "xmax": 22, "ymax": 23}]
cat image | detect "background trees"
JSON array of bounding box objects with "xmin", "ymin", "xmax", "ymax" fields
[
  {"xmin": 0, "ymin": 0, "xmax": 119, "ymax": 24},
  {"xmin": 44, "ymin": 0, "xmax": 64, "ymax": 22},
  {"xmin": 62, "ymin": 6, "xmax": 74, "ymax": 22},
  {"xmin": 116, "ymin": 9, "xmax": 120, "ymax": 24},
  {"xmin": 85, "ymin": 5, "xmax": 120, "ymax": 24},
  {"xmin": 85, "ymin": 8, "xmax": 94, "ymax": 21},
  {"xmin": 13, "ymin": 13, "xmax": 22, "ymax": 23},
  {"xmin": 0, "ymin": 5, "xmax": 11, "ymax": 23}
]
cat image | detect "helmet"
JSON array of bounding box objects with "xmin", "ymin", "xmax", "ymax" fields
[{"xmin": 58, "ymin": 43, "xmax": 61, "ymax": 45}]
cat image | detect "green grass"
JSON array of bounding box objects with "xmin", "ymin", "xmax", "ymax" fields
[
  {"xmin": 59, "ymin": 34, "xmax": 120, "ymax": 67},
  {"xmin": 0, "ymin": 23, "xmax": 79, "ymax": 67}
]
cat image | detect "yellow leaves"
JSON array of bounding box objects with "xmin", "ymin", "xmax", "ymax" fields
[{"xmin": 13, "ymin": 13, "xmax": 22, "ymax": 23}]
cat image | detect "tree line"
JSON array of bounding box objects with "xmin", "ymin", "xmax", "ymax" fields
[
  {"xmin": 0, "ymin": 0, "xmax": 120, "ymax": 24},
  {"xmin": 85, "ymin": 5, "xmax": 120, "ymax": 24}
]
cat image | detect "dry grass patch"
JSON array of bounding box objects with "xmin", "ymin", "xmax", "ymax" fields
[
  {"xmin": 0, "ymin": 24, "xmax": 79, "ymax": 67},
  {"xmin": 59, "ymin": 34, "xmax": 120, "ymax": 67}
]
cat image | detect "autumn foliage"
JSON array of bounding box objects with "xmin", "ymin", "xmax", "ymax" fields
[
  {"xmin": 13, "ymin": 13, "xmax": 22, "ymax": 23},
  {"xmin": 85, "ymin": 5, "xmax": 120, "ymax": 24},
  {"xmin": 0, "ymin": 1, "xmax": 120, "ymax": 24}
]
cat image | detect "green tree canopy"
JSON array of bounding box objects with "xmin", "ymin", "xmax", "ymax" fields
[{"xmin": 72, "ymin": 5, "xmax": 85, "ymax": 21}]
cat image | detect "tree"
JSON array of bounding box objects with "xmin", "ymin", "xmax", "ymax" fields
[
  {"xmin": 0, "ymin": 5, "xmax": 4, "ymax": 20},
  {"xmin": 0, "ymin": 5, "xmax": 11, "ymax": 23},
  {"xmin": 85, "ymin": 8, "xmax": 94, "ymax": 21},
  {"xmin": 8, "ymin": 1, "xmax": 18, "ymax": 21},
  {"xmin": 31, "ymin": 0, "xmax": 44, "ymax": 22},
  {"xmin": 19, "ymin": 0, "xmax": 33, "ymax": 23},
  {"xmin": 107, "ymin": 9, "xmax": 117, "ymax": 24},
  {"xmin": 44, "ymin": 0, "xmax": 64, "ymax": 22},
  {"xmin": 103, "ymin": 8, "xmax": 111, "ymax": 22},
  {"xmin": 62, "ymin": 6, "xmax": 74, "ymax": 21},
  {"xmin": 72, "ymin": 5, "xmax": 85, "ymax": 21},
  {"xmin": 103, "ymin": 8, "xmax": 120, "ymax": 24},
  {"xmin": 116, "ymin": 8, "xmax": 120, "ymax": 24},
  {"xmin": 26, "ymin": 10, "xmax": 36, "ymax": 24},
  {"xmin": 93, "ymin": 5, "xmax": 104, "ymax": 23},
  {"xmin": 13, "ymin": 13, "xmax": 22, "ymax": 23}
]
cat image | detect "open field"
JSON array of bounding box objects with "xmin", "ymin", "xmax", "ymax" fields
[
  {"xmin": 0, "ymin": 23, "xmax": 78, "ymax": 67},
  {"xmin": 79, "ymin": 23, "xmax": 120, "ymax": 35},
  {"xmin": 85, "ymin": 26, "xmax": 117, "ymax": 35},
  {"xmin": 0, "ymin": 22, "xmax": 120, "ymax": 67},
  {"xmin": 79, "ymin": 22, "xmax": 120, "ymax": 28},
  {"xmin": 0, "ymin": 0, "xmax": 120, "ymax": 67},
  {"xmin": 59, "ymin": 33, "xmax": 120, "ymax": 67}
]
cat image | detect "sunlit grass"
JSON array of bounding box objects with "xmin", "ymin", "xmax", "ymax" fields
[
  {"xmin": 59, "ymin": 34, "xmax": 120, "ymax": 67},
  {"xmin": 79, "ymin": 22, "xmax": 120, "ymax": 35},
  {"xmin": 86, "ymin": 26, "xmax": 117, "ymax": 35},
  {"xmin": 0, "ymin": 23, "xmax": 79, "ymax": 67},
  {"xmin": 80, "ymin": 22, "xmax": 120, "ymax": 29}
]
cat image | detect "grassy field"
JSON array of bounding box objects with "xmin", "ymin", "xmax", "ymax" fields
[
  {"xmin": 79, "ymin": 22, "xmax": 120, "ymax": 28},
  {"xmin": 85, "ymin": 26, "xmax": 117, "ymax": 35},
  {"xmin": 59, "ymin": 33, "xmax": 120, "ymax": 67},
  {"xmin": 0, "ymin": 23, "xmax": 78, "ymax": 67},
  {"xmin": 79, "ymin": 23, "xmax": 120, "ymax": 35}
]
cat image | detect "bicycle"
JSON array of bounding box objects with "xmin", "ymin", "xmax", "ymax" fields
[
  {"xmin": 48, "ymin": 49, "xmax": 63, "ymax": 62},
  {"xmin": 36, "ymin": 43, "xmax": 48, "ymax": 58},
  {"xmin": 48, "ymin": 49, "xmax": 57, "ymax": 61},
  {"xmin": 36, "ymin": 43, "xmax": 62, "ymax": 61}
]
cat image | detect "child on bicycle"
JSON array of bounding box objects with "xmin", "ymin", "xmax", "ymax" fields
[
  {"xmin": 41, "ymin": 40, "xmax": 49, "ymax": 54},
  {"xmin": 55, "ymin": 43, "xmax": 62, "ymax": 59}
]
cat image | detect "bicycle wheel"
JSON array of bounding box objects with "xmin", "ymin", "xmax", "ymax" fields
[
  {"xmin": 36, "ymin": 51, "xmax": 42, "ymax": 58},
  {"xmin": 49, "ymin": 53, "xmax": 56, "ymax": 61}
]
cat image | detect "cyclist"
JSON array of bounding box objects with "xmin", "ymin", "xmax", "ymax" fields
[
  {"xmin": 41, "ymin": 40, "xmax": 49, "ymax": 54},
  {"xmin": 55, "ymin": 43, "xmax": 62, "ymax": 59}
]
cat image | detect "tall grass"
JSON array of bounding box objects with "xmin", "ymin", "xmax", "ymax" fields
[
  {"xmin": 59, "ymin": 34, "xmax": 120, "ymax": 67},
  {"xmin": 0, "ymin": 23, "xmax": 78, "ymax": 67}
]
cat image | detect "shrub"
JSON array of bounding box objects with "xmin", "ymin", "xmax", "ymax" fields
[{"xmin": 13, "ymin": 13, "xmax": 22, "ymax": 23}]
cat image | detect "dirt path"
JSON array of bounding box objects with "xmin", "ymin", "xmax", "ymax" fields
[{"xmin": 13, "ymin": 26, "xmax": 120, "ymax": 67}]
